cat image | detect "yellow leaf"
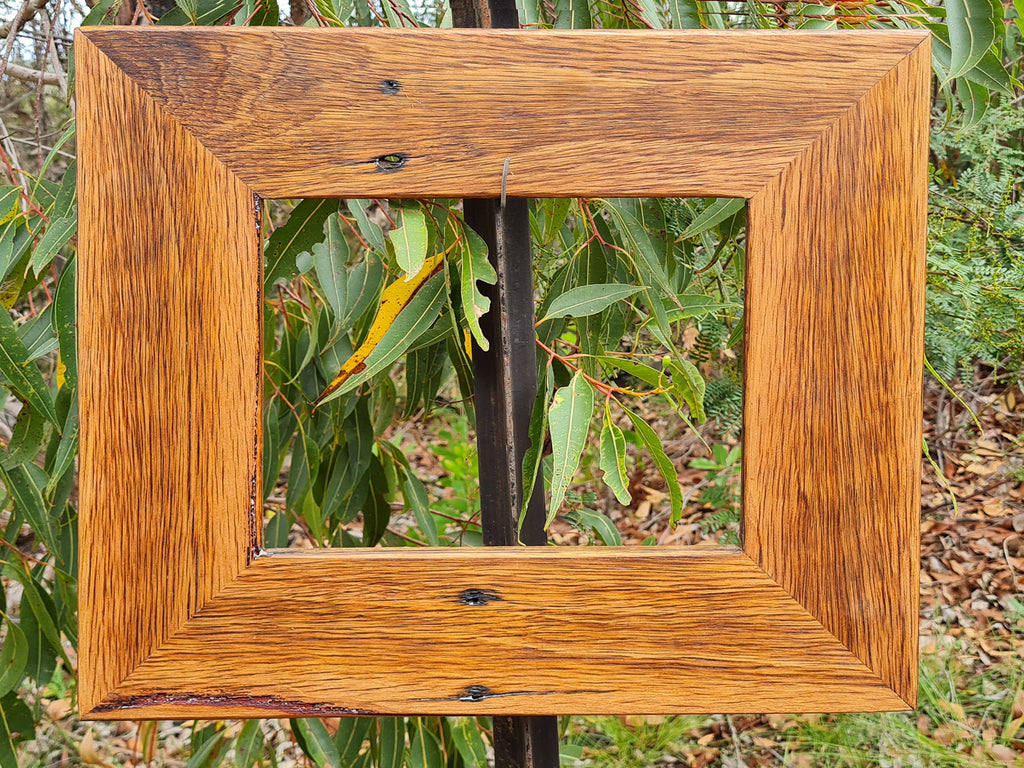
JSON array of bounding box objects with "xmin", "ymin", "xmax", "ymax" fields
[{"xmin": 314, "ymin": 249, "xmax": 448, "ymax": 406}]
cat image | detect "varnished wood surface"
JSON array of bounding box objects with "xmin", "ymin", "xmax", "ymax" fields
[
  {"xmin": 77, "ymin": 28, "xmax": 928, "ymax": 198},
  {"xmin": 744, "ymin": 41, "xmax": 929, "ymax": 705},
  {"xmin": 76, "ymin": 38, "xmax": 262, "ymax": 715},
  {"xmin": 75, "ymin": 28, "xmax": 929, "ymax": 718},
  {"xmin": 91, "ymin": 548, "xmax": 906, "ymax": 718}
]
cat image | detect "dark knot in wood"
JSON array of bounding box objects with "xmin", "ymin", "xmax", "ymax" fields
[
  {"xmin": 457, "ymin": 588, "xmax": 503, "ymax": 606},
  {"xmin": 374, "ymin": 153, "xmax": 408, "ymax": 172}
]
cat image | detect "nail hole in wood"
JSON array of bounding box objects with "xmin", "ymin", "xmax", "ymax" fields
[
  {"xmin": 458, "ymin": 588, "xmax": 503, "ymax": 606},
  {"xmin": 374, "ymin": 153, "xmax": 408, "ymax": 172},
  {"xmin": 460, "ymin": 685, "xmax": 492, "ymax": 702},
  {"xmin": 380, "ymin": 79, "xmax": 401, "ymax": 94}
]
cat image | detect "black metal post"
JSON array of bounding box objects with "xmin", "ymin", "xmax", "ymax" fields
[
  {"xmin": 464, "ymin": 199, "xmax": 561, "ymax": 768},
  {"xmin": 450, "ymin": 2, "xmax": 561, "ymax": 766}
]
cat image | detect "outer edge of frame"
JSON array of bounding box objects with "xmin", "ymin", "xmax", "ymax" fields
[{"xmin": 76, "ymin": 29, "xmax": 928, "ymax": 718}]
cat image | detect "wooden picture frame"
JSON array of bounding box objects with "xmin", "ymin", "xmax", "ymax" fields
[{"xmin": 76, "ymin": 28, "xmax": 929, "ymax": 719}]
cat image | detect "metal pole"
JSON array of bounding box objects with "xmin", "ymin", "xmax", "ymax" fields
[{"xmin": 450, "ymin": 2, "xmax": 561, "ymax": 766}]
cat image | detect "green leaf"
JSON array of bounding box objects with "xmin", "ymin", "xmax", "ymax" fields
[
  {"xmin": 265, "ymin": 200, "xmax": 336, "ymax": 288},
  {"xmin": 186, "ymin": 730, "xmax": 226, "ymax": 768},
  {"xmin": 665, "ymin": 356, "xmax": 706, "ymax": 423},
  {"xmin": 6, "ymin": 568, "xmax": 68, "ymax": 668},
  {"xmin": 521, "ymin": 363, "xmax": 554, "ymax": 526},
  {"xmin": 599, "ymin": 405, "xmax": 630, "ymax": 504},
  {"xmin": 0, "ymin": 618, "xmax": 27, "ymax": 697},
  {"xmin": 348, "ymin": 200, "xmax": 385, "ymax": 253},
  {"xmin": 573, "ymin": 507, "xmax": 621, "ymax": 545},
  {"xmin": 624, "ymin": 409, "xmax": 683, "ymax": 525},
  {"xmin": 668, "ymin": 0, "xmax": 700, "ymax": 28},
  {"xmin": 1014, "ymin": 0, "xmax": 1024, "ymax": 35},
  {"xmin": 0, "ymin": 463, "xmax": 53, "ymax": 547},
  {"xmin": 945, "ymin": 0, "xmax": 1002, "ymax": 83},
  {"xmin": 546, "ymin": 371, "xmax": 595, "ymax": 527},
  {"xmin": 312, "ymin": 216, "xmax": 351, "ymax": 324},
  {"xmin": 377, "ymin": 718, "xmax": 405, "ymax": 768},
  {"xmin": 293, "ymin": 719, "xmax": 340, "ymax": 768},
  {"xmin": 391, "ymin": 206, "xmax": 429, "ymax": 279},
  {"xmin": 1, "ymin": 404, "xmax": 45, "ymax": 469},
  {"xmin": 159, "ymin": 0, "xmax": 238, "ymax": 23},
  {"xmin": 958, "ymin": 77, "xmax": 989, "ymax": 127},
  {"xmin": 409, "ymin": 721, "xmax": 443, "ymax": 768},
  {"xmin": 0, "ymin": 309, "xmax": 57, "ymax": 425},
  {"xmin": 599, "ymin": 356, "xmax": 662, "ymax": 389},
  {"xmin": 53, "ymin": 258, "xmax": 76, "ymax": 388},
  {"xmin": 286, "ymin": 433, "xmax": 320, "ymax": 512},
  {"xmin": 324, "ymin": 272, "xmax": 447, "ymax": 400},
  {"xmin": 45, "ymin": 397, "xmax": 78, "ymax": 496},
  {"xmin": 553, "ymin": 0, "xmax": 591, "ymax": 28},
  {"xmin": 175, "ymin": 0, "xmax": 199, "ymax": 23},
  {"xmin": 541, "ymin": 198, "xmax": 573, "ymax": 245},
  {"xmin": 540, "ymin": 282, "xmax": 644, "ymax": 325},
  {"xmin": 0, "ymin": 691, "xmax": 34, "ymax": 764},
  {"xmin": 926, "ymin": 22, "xmax": 1015, "ymax": 96},
  {"xmin": 30, "ymin": 216, "xmax": 76, "ymax": 277},
  {"xmin": 679, "ymin": 198, "xmax": 745, "ymax": 240},
  {"xmin": 18, "ymin": 304, "xmax": 57, "ymax": 362},
  {"xmin": 458, "ymin": 222, "xmax": 496, "ymax": 351},
  {"xmin": 333, "ymin": 717, "xmax": 372, "ymax": 765},
  {"xmin": 340, "ymin": 256, "xmax": 385, "ymax": 331},
  {"xmin": 234, "ymin": 720, "xmax": 264, "ymax": 768},
  {"xmin": 404, "ymin": 473, "xmax": 438, "ymax": 546},
  {"xmin": 0, "ymin": 188, "xmax": 20, "ymax": 226},
  {"xmin": 449, "ymin": 718, "xmax": 487, "ymax": 768},
  {"xmin": 361, "ymin": 454, "xmax": 391, "ymax": 546}
]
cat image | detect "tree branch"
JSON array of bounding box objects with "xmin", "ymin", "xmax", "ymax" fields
[
  {"xmin": 2, "ymin": 61, "xmax": 61, "ymax": 86},
  {"xmin": 0, "ymin": 0, "xmax": 50, "ymax": 40}
]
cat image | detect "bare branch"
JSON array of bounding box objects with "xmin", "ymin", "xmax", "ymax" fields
[
  {"xmin": 2, "ymin": 60, "xmax": 61, "ymax": 85},
  {"xmin": 0, "ymin": 0, "xmax": 50, "ymax": 40}
]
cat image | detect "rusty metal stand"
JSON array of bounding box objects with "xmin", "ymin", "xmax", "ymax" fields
[{"xmin": 452, "ymin": 4, "xmax": 561, "ymax": 766}]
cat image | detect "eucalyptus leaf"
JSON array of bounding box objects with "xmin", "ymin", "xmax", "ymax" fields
[
  {"xmin": 30, "ymin": 216, "xmax": 76, "ymax": 277},
  {"xmin": 539, "ymin": 283, "xmax": 644, "ymax": 324},
  {"xmin": 0, "ymin": 309, "xmax": 57, "ymax": 425},
  {"xmin": 324, "ymin": 272, "xmax": 446, "ymax": 401},
  {"xmin": 391, "ymin": 206, "xmax": 429, "ymax": 278},
  {"xmin": 377, "ymin": 718, "xmax": 405, "ymax": 768},
  {"xmin": 234, "ymin": 721, "xmax": 264, "ymax": 768},
  {"xmin": 449, "ymin": 718, "xmax": 487, "ymax": 768},
  {"xmin": 2, "ymin": 405, "xmax": 44, "ymax": 469},
  {"xmin": 292, "ymin": 719, "xmax": 339, "ymax": 768},
  {"xmin": 520, "ymin": 362, "xmax": 554, "ymax": 526},
  {"xmin": 679, "ymin": 198, "xmax": 745, "ymax": 240},
  {"xmin": 457, "ymin": 222, "xmax": 496, "ymax": 351},
  {"xmin": 945, "ymin": 0, "xmax": 1002, "ymax": 83},
  {"xmin": 0, "ymin": 619, "xmax": 27, "ymax": 698},
  {"xmin": 572, "ymin": 507, "xmax": 621, "ymax": 545},
  {"xmin": 624, "ymin": 409, "xmax": 684, "ymax": 525},
  {"xmin": 265, "ymin": 200, "xmax": 336, "ymax": 288},
  {"xmin": 599, "ymin": 405, "xmax": 630, "ymax": 504},
  {"xmin": 409, "ymin": 721, "xmax": 443, "ymax": 768},
  {"xmin": 312, "ymin": 216, "xmax": 351, "ymax": 323},
  {"xmin": 546, "ymin": 370, "xmax": 595, "ymax": 526}
]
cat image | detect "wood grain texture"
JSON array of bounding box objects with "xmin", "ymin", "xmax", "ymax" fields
[
  {"xmin": 77, "ymin": 28, "xmax": 927, "ymax": 199},
  {"xmin": 76, "ymin": 34, "xmax": 262, "ymax": 715},
  {"xmin": 744, "ymin": 39, "xmax": 929, "ymax": 706},
  {"xmin": 75, "ymin": 28, "xmax": 929, "ymax": 718},
  {"xmin": 91, "ymin": 548, "xmax": 906, "ymax": 718}
]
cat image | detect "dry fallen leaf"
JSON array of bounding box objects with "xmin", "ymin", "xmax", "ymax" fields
[{"xmin": 79, "ymin": 731, "xmax": 115, "ymax": 768}]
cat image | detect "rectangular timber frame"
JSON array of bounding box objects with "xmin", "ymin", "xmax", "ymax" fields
[{"xmin": 76, "ymin": 28, "xmax": 929, "ymax": 719}]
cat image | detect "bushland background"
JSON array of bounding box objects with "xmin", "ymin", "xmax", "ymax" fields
[{"xmin": 0, "ymin": 0, "xmax": 1022, "ymax": 765}]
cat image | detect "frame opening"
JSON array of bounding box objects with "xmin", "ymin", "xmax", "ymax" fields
[{"xmin": 261, "ymin": 196, "xmax": 746, "ymax": 550}]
